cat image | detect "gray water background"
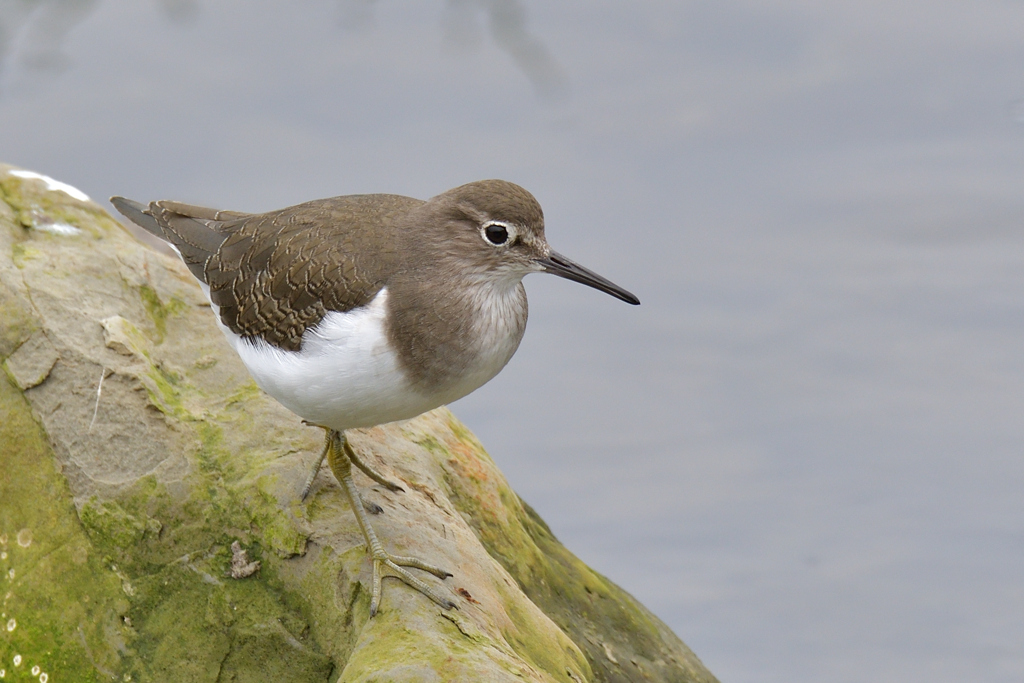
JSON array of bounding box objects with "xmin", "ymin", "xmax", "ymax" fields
[{"xmin": 1, "ymin": 2, "xmax": 1023, "ymax": 681}]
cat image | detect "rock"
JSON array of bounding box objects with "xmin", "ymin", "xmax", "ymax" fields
[
  {"xmin": 0, "ymin": 163, "xmax": 719, "ymax": 683},
  {"xmin": 3, "ymin": 329, "xmax": 58, "ymax": 389}
]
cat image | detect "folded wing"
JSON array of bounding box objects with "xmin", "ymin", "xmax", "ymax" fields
[{"xmin": 110, "ymin": 196, "xmax": 411, "ymax": 351}]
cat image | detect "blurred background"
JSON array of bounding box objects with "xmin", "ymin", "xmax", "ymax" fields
[{"xmin": 2, "ymin": 1, "xmax": 1023, "ymax": 681}]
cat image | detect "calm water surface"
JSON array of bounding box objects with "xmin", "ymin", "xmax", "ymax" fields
[{"xmin": 2, "ymin": 2, "xmax": 1024, "ymax": 681}]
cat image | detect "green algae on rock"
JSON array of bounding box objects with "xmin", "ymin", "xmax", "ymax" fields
[{"xmin": 0, "ymin": 163, "xmax": 719, "ymax": 682}]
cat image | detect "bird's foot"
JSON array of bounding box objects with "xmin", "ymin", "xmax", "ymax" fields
[
  {"xmin": 369, "ymin": 548, "xmax": 455, "ymax": 616},
  {"xmin": 323, "ymin": 429, "xmax": 455, "ymax": 615}
]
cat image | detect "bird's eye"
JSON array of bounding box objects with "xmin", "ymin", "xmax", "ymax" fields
[{"xmin": 482, "ymin": 222, "xmax": 511, "ymax": 246}]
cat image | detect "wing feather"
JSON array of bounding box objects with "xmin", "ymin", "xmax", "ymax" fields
[{"xmin": 111, "ymin": 194, "xmax": 421, "ymax": 351}]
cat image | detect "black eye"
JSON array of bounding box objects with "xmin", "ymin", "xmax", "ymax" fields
[{"xmin": 483, "ymin": 223, "xmax": 510, "ymax": 245}]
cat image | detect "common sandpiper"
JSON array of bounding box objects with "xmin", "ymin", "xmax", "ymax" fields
[{"xmin": 111, "ymin": 179, "xmax": 639, "ymax": 615}]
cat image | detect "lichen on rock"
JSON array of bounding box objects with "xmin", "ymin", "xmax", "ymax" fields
[{"xmin": 0, "ymin": 163, "xmax": 718, "ymax": 682}]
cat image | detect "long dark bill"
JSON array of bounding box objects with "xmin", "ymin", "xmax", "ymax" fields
[{"xmin": 537, "ymin": 250, "xmax": 640, "ymax": 305}]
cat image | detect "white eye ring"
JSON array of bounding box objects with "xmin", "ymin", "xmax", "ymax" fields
[{"xmin": 481, "ymin": 221, "xmax": 516, "ymax": 247}]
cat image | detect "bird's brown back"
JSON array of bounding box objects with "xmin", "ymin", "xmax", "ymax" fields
[{"xmin": 145, "ymin": 194, "xmax": 422, "ymax": 351}]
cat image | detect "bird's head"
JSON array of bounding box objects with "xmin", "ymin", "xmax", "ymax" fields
[{"xmin": 425, "ymin": 179, "xmax": 640, "ymax": 305}]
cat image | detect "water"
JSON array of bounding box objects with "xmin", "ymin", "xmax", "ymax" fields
[{"xmin": 2, "ymin": 2, "xmax": 1024, "ymax": 681}]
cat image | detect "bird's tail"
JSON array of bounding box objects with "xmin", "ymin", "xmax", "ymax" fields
[{"xmin": 109, "ymin": 196, "xmax": 245, "ymax": 283}]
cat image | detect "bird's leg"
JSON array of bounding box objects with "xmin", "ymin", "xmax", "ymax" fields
[
  {"xmin": 326, "ymin": 430, "xmax": 455, "ymax": 615},
  {"xmin": 300, "ymin": 425, "xmax": 403, "ymax": 499},
  {"xmin": 299, "ymin": 429, "xmax": 331, "ymax": 501},
  {"xmin": 342, "ymin": 438, "xmax": 405, "ymax": 492}
]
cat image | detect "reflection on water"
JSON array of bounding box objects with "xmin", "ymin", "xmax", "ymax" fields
[
  {"xmin": 161, "ymin": 0, "xmax": 200, "ymax": 22},
  {"xmin": 0, "ymin": 0, "xmax": 564, "ymax": 99},
  {"xmin": 336, "ymin": 0, "xmax": 378, "ymax": 28},
  {"xmin": 0, "ymin": 0, "xmax": 198, "ymax": 94},
  {"xmin": 442, "ymin": 0, "xmax": 566, "ymax": 99},
  {"xmin": 0, "ymin": 0, "xmax": 98, "ymax": 79},
  {"xmin": 335, "ymin": 0, "xmax": 567, "ymax": 98}
]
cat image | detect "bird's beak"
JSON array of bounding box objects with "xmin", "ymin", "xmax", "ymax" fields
[{"xmin": 536, "ymin": 250, "xmax": 640, "ymax": 305}]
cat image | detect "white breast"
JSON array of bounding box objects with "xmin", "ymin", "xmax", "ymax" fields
[
  {"xmin": 200, "ymin": 278, "xmax": 528, "ymax": 431},
  {"xmin": 205, "ymin": 287, "xmax": 438, "ymax": 431},
  {"xmin": 431, "ymin": 279, "xmax": 527, "ymax": 406}
]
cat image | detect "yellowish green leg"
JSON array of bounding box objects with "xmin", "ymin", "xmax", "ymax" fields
[
  {"xmin": 343, "ymin": 438, "xmax": 405, "ymax": 492},
  {"xmin": 301, "ymin": 427, "xmax": 405, "ymax": 500},
  {"xmin": 299, "ymin": 430, "xmax": 330, "ymax": 501},
  {"xmin": 326, "ymin": 429, "xmax": 455, "ymax": 615}
]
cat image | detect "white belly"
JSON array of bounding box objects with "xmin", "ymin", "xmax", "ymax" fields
[{"xmin": 206, "ymin": 287, "xmax": 436, "ymax": 430}]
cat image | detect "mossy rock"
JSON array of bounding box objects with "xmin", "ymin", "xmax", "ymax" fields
[{"xmin": 0, "ymin": 163, "xmax": 718, "ymax": 682}]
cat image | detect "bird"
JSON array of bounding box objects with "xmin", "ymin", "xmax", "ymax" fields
[{"xmin": 110, "ymin": 179, "xmax": 639, "ymax": 615}]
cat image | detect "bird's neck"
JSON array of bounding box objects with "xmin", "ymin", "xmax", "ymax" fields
[{"xmin": 385, "ymin": 272, "xmax": 528, "ymax": 401}]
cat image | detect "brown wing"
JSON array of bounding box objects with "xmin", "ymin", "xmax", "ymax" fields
[{"xmin": 111, "ymin": 194, "xmax": 421, "ymax": 351}]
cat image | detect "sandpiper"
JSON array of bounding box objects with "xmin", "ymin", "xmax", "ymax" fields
[{"xmin": 111, "ymin": 179, "xmax": 638, "ymax": 615}]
